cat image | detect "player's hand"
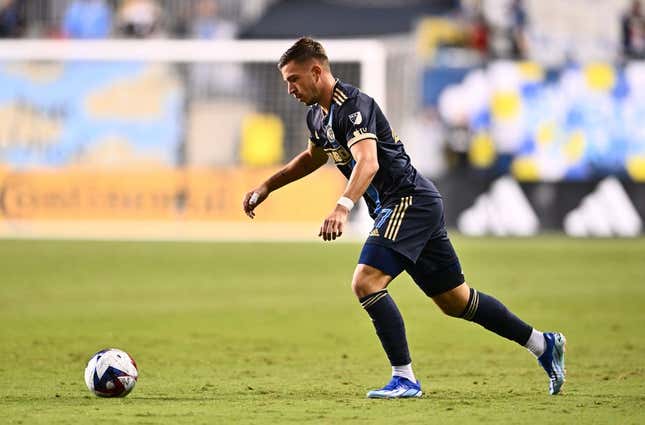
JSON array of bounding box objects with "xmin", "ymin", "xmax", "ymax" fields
[
  {"xmin": 243, "ymin": 185, "xmax": 269, "ymax": 219},
  {"xmin": 319, "ymin": 204, "xmax": 349, "ymax": 241}
]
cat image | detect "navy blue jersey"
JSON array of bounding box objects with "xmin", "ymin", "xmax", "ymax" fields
[{"xmin": 306, "ymin": 80, "xmax": 440, "ymax": 218}]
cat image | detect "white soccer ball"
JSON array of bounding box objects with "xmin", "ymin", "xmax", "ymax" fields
[{"xmin": 84, "ymin": 348, "xmax": 139, "ymax": 397}]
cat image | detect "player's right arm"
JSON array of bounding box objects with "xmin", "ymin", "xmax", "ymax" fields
[{"xmin": 242, "ymin": 141, "xmax": 328, "ymax": 218}]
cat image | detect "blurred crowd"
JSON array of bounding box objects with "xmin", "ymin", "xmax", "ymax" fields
[
  {"xmin": 458, "ymin": 0, "xmax": 645, "ymax": 61},
  {"xmin": 2, "ymin": 0, "xmax": 644, "ymax": 64},
  {"xmin": 459, "ymin": 0, "xmax": 528, "ymax": 60},
  {"xmin": 622, "ymin": 0, "xmax": 645, "ymax": 59},
  {"xmin": 0, "ymin": 0, "xmax": 24, "ymax": 37},
  {"xmin": 0, "ymin": 0, "xmax": 237, "ymax": 40}
]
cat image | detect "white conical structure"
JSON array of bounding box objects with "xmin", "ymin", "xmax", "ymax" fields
[
  {"xmin": 489, "ymin": 176, "xmax": 540, "ymax": 236},
  {"xmin": 564, "ymin": 177, "xmax": 642, "ymax": 237},
  {"xmin": 456, "ymin": 194, "xmax": 490, "ymax": 236},
  {"xmin": 597, "ymin": 177, "xmax": 642, "ymax": 237},
  {"xmin": 457, "ymin": 176, "xmax": 539, "ymax": 236}
]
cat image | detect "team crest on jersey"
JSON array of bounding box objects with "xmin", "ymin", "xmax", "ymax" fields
[
  {"xmin": 325, "ymin": 125, "xmax": 336, "ymax": 141},
  {"xmin": 349, "ymin": 111, "xmax": 362, "ymax": 125}
]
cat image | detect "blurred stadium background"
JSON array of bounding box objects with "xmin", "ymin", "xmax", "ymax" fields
[
  {"xmin": 2, "ymin": 2, "xmax": 645, "ymax": 424},
  {"xmin": 0, "ymin": 0, "xmax": 644, "ymax": 239}
]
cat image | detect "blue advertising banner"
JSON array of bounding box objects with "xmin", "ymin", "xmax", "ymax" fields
[{"xmin": 0, "ymin": 61, "xmax": 184, "ymax": 169}]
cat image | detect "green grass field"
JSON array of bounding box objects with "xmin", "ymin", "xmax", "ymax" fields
[{"xmin": 1, "ymin": 237, "xmax": 644, "ymax": 424}]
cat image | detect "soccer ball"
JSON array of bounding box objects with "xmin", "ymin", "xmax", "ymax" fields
[{"xmin": 84, "ymin": 348, "xmax": 139, "ymax": 397}]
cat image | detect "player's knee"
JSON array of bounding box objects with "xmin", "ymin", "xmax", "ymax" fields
[
  {"xmin": 436, "ymin": 302, "xmax": 463, "ymax": 317},
  {"xmin": 351, "ymin": 279, "xmax": 368, "ymax": 298},
  {"xmin": 431, "ymin": 283, "xmax": 471, "ymax": 317},
  {"xmin": 351, "ymin": 265, "xmax": 390, "ymax": 298},
  {"xmin": 351, "ymin": 275, "xmax": 379, "ymax": 299},
  {"xmin": 432, "ymin": 293, "xmax": 465, "ymax": 317}
]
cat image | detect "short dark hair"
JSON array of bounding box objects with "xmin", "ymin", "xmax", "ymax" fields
[{"xmin": 278, "ymin": 37, "xmax": 329, "ymax": 69}]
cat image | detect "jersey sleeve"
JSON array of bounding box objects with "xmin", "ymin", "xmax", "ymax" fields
[{"xmin": 338, "ymin": 95, "xmax": 378, "ymax": 149}]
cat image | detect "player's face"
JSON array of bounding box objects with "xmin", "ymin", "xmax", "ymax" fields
[{"xmin": 280, "ymin": 60, "xmax": 321, "ymax": 106}]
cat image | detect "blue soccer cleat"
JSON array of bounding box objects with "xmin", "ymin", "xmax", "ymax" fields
[
  {"xmin": 537, "ymin": 332, "xmax": 566, "ymax": 395},
  {"xmin": 366, "ymin": 376, "xmax": 422, "ymax": 399}
]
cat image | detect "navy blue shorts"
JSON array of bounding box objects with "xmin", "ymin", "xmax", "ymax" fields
[{"xmin": 358, "ymin": 194, "xmax": 465, "ymax": 297}]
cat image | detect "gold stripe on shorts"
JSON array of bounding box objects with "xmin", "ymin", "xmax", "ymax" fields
[
  {"xmin": 383, "ymin": 200, "xmax": 404, "ymax": 240},
  {"xmin": 390, "ymin": 196, "xmax": 412, "ymax": 241},
  {"xmin": 384, "ymin": 196, "xmax": 412, "ymax": 240}
]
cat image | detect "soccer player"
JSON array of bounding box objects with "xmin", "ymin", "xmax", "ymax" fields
[{"xmin": 242, "ymin": 37, "xmax": 566, "ymax": 398}]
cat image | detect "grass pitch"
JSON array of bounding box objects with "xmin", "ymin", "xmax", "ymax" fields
[{"xmin": 1, "ymin": 236, "xmax": 644, "ymax": 424}]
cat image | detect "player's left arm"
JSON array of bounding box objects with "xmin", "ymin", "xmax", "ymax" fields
[{"xmin": 319, "ymin": 138, "xmax": 378, "ymax": 241}]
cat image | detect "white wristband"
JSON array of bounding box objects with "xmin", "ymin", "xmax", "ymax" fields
[
  {"xmin": 249, "ymin": 192, "xmax": 260, "ymax": 206},
  {"xmin": 337, "ymin": 196, "xmax": 355, "ymax": 211}
]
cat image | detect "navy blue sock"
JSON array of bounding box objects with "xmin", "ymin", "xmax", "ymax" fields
[
  {"xmin": 359, "ymin": 290, "xmax": 411, "ymax": 366},
  {"xmin": 461, "ymin": 288, "xmax": 532, "ymax": 345}
]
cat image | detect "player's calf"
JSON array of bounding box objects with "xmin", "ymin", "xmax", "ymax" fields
[
  {"xmin": 444, "ymin": 285, "xmax": 567, "ymax": 394},
  {"xmin": 358, "ymin": 289, "xmax": 412, "ymax": 371},
  {"xmin": 457, "ymin": 287, "xmax": 534, "ymax": 345}
]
